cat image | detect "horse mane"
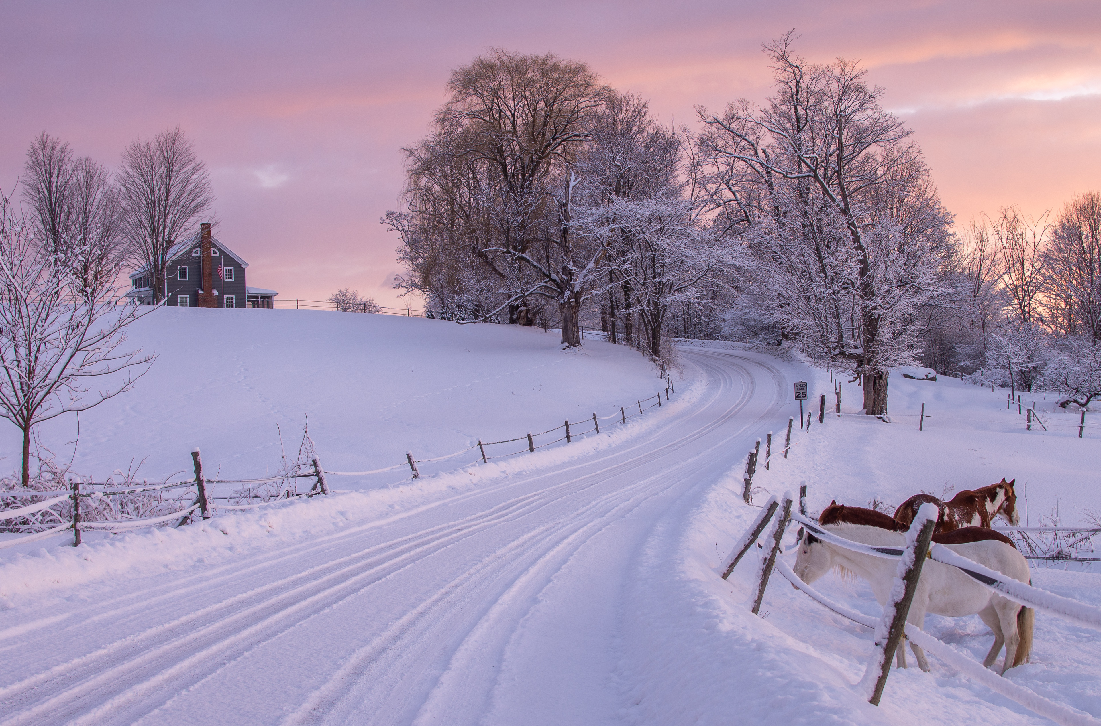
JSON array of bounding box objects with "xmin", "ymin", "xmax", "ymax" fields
[
  {"xmin": 932, "ymin": 526, "xmax": 1017, "ymax": 549},
  {"xmin": 819, "ymin": 502, "xmax": 906, "ymax": 531}
]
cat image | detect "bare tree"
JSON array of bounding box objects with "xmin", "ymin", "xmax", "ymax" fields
[
  {"xmin": 118, "ymin": 128, "xmax": 214, "ymax": 303},
  {"xmin": 696, "ymin": 33, "xmax": 952, "ymax": 414},
  {"xmin": 329, "ymin": 288, "xmax": 381, "ymax": 313},
  {"xmin": 992, "ymin": 206, "xmax": 1048, "ymax": 327},
  {"xmin": 0, "ymin": 195, "xmax": 153, "ymax": 486},
  {"xmin": 1045, "ymin": 192, "xmax": 1101, "ymax": 340}
]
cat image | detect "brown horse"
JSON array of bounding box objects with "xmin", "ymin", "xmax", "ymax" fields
[
  {"xmin": 819, "ymin": 502, "xmax": 1017, "ymax": 548},
  {"xmin": 894, "ymin": 479, "xmax": 1018, "ymax": 533}
]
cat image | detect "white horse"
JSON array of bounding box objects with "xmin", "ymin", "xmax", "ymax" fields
[{"xmin": 793, "ymin": 519, "xmax": 1034, "ymax": 674}]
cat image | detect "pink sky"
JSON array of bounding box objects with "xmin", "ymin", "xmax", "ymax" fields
[{"xmin": 2, "ymin": 1, "xmax": 1098, "ymax": 308}]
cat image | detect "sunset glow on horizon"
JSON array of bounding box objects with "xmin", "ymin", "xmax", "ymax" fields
[{"xmin": 2, "ymin": 1, "xmax": 1098, "ymax": 308}]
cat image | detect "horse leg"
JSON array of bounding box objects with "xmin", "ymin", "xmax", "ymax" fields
[
  {"xmin": 895, "ymin": 637, "xmax": 908, "ymax": 669},
  {"xmin": 995, "ymin": 600, "xmax": 1022, "ymax": 675},
  {"xmin": 978, "ymin": 606, "xmax": 1005, "ymax": 669},
  {"xmin": 906, "ymin": 611, "xmax": 931, "ymax": 672}
]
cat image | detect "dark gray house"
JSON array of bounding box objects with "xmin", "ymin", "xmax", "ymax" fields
[{"xmin": 128, "ymin": 223, "xmax": 277, "ymax": 308}]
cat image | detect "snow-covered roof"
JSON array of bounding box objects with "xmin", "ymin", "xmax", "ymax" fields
[
  {"xmin": 129, "ymin": 230, "xmax": 249, "ymax": 279},
  {"xmin": 246, "ymin": 287, "xmax": 278, "ymax": 296}
]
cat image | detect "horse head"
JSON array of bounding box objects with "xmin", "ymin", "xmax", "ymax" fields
[
  {"xmin": 792, "ymin": 528, "xmax": 830, "ymax": 584},
  {"xmin": 995, "ymin": 478, "xmax": 1019, "ymax": 526}
]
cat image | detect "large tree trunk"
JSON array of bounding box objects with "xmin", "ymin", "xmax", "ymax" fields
[
  {"xmin": 862, "ymin": 370, "xmax": 889, "ymax": 415},
  {"xmin": 21, "ymin": 425, "xmax": 31, "ymax": 487},
  {"xmin": 560, "ymin": 295, "xmax": 581, "ymax": 347}
]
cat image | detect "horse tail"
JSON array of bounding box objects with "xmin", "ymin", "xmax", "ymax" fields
[{"xmin": 1013, "ymin": 606, "xmax": 1034, "ymax": 667}]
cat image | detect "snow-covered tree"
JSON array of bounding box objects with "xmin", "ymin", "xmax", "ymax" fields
[
  {"xmin": 0, "ymin": 195, "xmax": 153, "ymax": 487},
  {"xmin": 1045, "ymin": 192, "xmax": 1101, "ymax": 340},
  {"xmin": 1044, "ymin": 335, "xmax": 1101, "ymax": 409},
  {"xmin": 695, "ymin": 34, "xmax": 952, "ymax": 414},
  {"xmin": 329, "ymin": 288, "xmax": 381, "ymax": 313}
]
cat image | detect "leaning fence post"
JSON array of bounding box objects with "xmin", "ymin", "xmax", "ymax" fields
[
  {"xmin": 565, "ymin": 420, "xmax": 571, "ymax": 443},
  {"xmin": 71, "ymin": 479, "xmax": 81, "ymax": 546},
  {"xmin": 657, "ymin": 392, "xmax": 661, "ymax": 407},
  {"xmin": 722, "ymin": 495, "xmax": 779, "ymax": 579},
  {"xmin": 919, "ymin": 402, "xmax": 925, "ymax": 432},
  {"xmin": 310, "ymin": 455, "xmax": 329, "ymax": 496},
  {"xmin": 819, "ymin": 394, "xmax": 825, "ymax": 423},
  {"xmin": 191, "ymin": 448, "xmax": 211, "ymax": 519},
  {"xmin": 799, "ymin": 483, "xmax": 807, "ymax": 516},
  {"xmin": 784, "ymin": 417, "xmax": 793, "ymax": 458},
  {"xmin": 638, "ymin": 400, "xmax": 643, "ymax": 414},
  {"xmin": 592, "ymin": 413, "xmax": 599, "ymax": 434},
  {"xmin": 765, "ymin": 433, "xmax": 772, "ymax": 470},
  {"xmin": 863, "ymin": 503, "xmax": 938, "ymax": 706},
  {"xmin": 1080, "ymin": 410, "xmax": 1086, "ymax": 438},
  {"xmin": 621, "ymin": 407, "xmax": 626, "ymax": 424},
  {"xmin": 752, "ymin": 492, "xmax": 793, "ymax": 615},
  {"xmin": 527, "ymin": 433, "xmax": 534, "ymax": 452},
  {"xmin": 478, "ymin": 440, "xmax": 487, "ymax": 463},
  {"xmin": 406, "ymin": 452, "xmax": 420, "ymax": 479}
]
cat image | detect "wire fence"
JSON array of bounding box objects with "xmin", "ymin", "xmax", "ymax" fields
[{"xmin": 0, "ymin": 378, "xmax": 677, "ymax": 548}]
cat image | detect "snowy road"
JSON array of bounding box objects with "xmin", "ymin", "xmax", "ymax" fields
[{"xmin": 0, "ymin": 348, "xmax": 795, "ymax": 725}]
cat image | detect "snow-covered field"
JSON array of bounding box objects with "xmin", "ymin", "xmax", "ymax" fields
[{"xmin": 0, "ymin": 311, "xmax": 1098, "ymax": 725}]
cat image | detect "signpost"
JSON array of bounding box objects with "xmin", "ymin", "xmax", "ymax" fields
[{"xmin": 794, "ymin": 381, "xmax": 808, "ymax": 428}]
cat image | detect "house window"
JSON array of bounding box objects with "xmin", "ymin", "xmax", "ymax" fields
[
  {"xmin": 211, "ymin": 248, "xmax": 220, "ymax": 256},
  {"xmin": 177, "ymin": 266, "xmax": 188, "ymax": 281},
  {"xmin": 178, "ymin": 294, "xmax": 190, "ymax": 307},
  {"xmin": 191, "ymin": 248, "xmax": 200, "ymax": 256},
  {"xmin": 222, "ymin": 266, "xmax": 234, "ymax": 282},
  {"xmin": 224, "ymin": 295, "xmax": 235, "ymax": 309}
]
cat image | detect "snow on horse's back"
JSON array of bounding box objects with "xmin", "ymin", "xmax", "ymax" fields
[{"xmin": 793, "ymin": 509, "xmax": 1032, "ymax": 674}]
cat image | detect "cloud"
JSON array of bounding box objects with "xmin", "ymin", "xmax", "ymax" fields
[{"xmin": 253, "ymin": 165, "xmax": 290, "ymax": 189}]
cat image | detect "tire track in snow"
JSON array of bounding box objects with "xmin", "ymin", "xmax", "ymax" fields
[{"xmin": 0, "ymin": 349, "xmax": 784, "ymax": 725}]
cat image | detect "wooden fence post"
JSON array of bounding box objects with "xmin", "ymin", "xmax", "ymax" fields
[
  {"xmin": 784, "ymin": 417, "xmax": 793, "ymax": 458},
  {"xmin": 621, "ymin": 407, "xmax": 626, "ymax": 424},
  {"xmin": 836, "ymin": 383, "xmax": 841, "ymax": 415},
  {"xmin": 799, "ymin": 484, "xmax": 807, "ymax": 516},
  {"xmin": 1026, "ymin": 408, "xmax": 1031, "ymax": 431},
  {"xmin": 527, "ymin": 433, "xmax": 534, "ymax": 452},
  {"xmin": 592, "ymin": 413, "xmax": 599, "ymax": 434},
  {"xmin": 864, "ymin": 504, "xmax": 938, "ymax": 705},
  {"xmin": 1080, "ymin": 410, "xmax": 1086, "ymax": 438},
  {"xmin": 819, "ymin": 394, "xmax": 825, "ymax": 423},
  {"xmin": 638, "ymin": 400, "xmax": 643, "ymax": 414},
  {"xmin": 310, "ymin": 456, "xmax": 329, "ymax": 496},
  {"xmin": 669, "ymin": 378, "xmax": 674, "ymax": 393},
  {"xmin": 565, "ymin": 420, "xmax": 571, "ymax": 443},
  {"xmin": 71, "ymin": 479, "xmax": 81, "ymax": 546},
  {"xmin": 406, "ymin": 452, "xmax": 420, "ymax": 479},
  {"xmin": 722, "ymin": 497, "xmax": 779, "ymax": 579},
  {"xmin": 1018, "ymin": 395, "xmax": 1022, "ymax": 414},
  {"xmin": 657, "ymin": 392, "xmax": 661, "ymax": 407},
  {"xmin": 765, "ymin": 432, "xmax": 772, "ymax": 470},
  {"xmin": 742, "ymin": 450, "xmax": 758, "ymax": 504},
  {"xmin": 752, "ymin": 493, "xmax": 793, "ymax": 615},
  {"xmin": 919, "ymin": 402, "xmax": 925, "ymax": 432},
  {"xmin": 191, "ymin": 448, "xmax": 211, "ymax": 519},
  {"xmin": 478, "ymin": 440, "xmax": 487, "ymax": 463}
]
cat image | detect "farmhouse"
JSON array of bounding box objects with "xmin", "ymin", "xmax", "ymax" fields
[{"xmin": 127, "ymin": 223, "xmax": 278, "ymax": 308}]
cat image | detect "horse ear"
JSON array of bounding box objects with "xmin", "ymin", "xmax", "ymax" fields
[{"xmin": 830, "ymin": 499, "xmax": 837, "ymax": 506}]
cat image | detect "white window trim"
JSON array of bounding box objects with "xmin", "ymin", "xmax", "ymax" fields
[
  {"xmin": 191, "ymin": 248, "xmax": 200, "ymax": 256},
  {"xmin": 223, "ymin": 266, "xmax": 234, "ymax": 281},
  {"xmin": 178, "ymin": 294, "xmax": 189, "ymax": 307},
  {"xmin": 177, "ymin": 266, "xmax": 188, "ymax": 281},
  {"xmin": 211, "ymin": 248, "xmax": 220, "ymax": 256},
  {"xmin": 224, "ymin": 295, "xmax": 235, "ymax": 309}
]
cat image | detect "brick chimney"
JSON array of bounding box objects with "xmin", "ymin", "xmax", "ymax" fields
[{"xmin": 198, "ymin": 223, "xmax": 217, "ymax": 308}]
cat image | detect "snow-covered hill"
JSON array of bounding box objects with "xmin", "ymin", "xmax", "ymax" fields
[{"xmin": 0, "ymin": 308, "xmax": 664, "ymax": 483}]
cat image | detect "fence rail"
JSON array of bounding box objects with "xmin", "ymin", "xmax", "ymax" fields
[{"xmin": 1, "ymin": 378, "xmax": 676, "ymax": 548}]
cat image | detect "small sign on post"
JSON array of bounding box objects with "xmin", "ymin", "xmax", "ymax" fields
[{"xmin": 795, "ymin": 381, "xmax": 807, "ymax": 427}]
